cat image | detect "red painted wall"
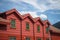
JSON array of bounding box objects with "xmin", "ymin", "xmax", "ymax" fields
[
  {"xmin": 7, "ymin": 13, "xmax": 21, "ymax": 40},
  {"xmin": 0, "ymin": 13, "xmax": 21, "ymax": 40},
  {"xmin": 34, "ymin": 20, "xmax": 43, "ymax": 40},
  {"xmin": 22, "ymin": 17, "xmax": 34, "ymax": 40},
  {"xmin": 0, "ymin": 9, "xmax": 60, "ymax": 40},
  {"xmin": 43, "ymin": 23, "xmax": 51, "ymax": 40},
  {"xmin": 51, "ymin": 33, "xmax": 60, "ymax": 40}
]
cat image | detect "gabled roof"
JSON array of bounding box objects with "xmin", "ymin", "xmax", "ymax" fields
[
  {"xmin": 33, "ymin": 17, "xmax": 43, "ymax": 25},
  {"xmin": 0, "ymin": 9, "xmax": 44, "ymax": 25},
  {"xmin": 43, "ymin": 20, "xmax": 60, "ymax": 33},
  {"xmin": 22, "ymin": 13, "xmax": 34, "ymax": 23},
  {"xmin": 22, "ymin": 14, "xmax": 43, "ymax": 25},
  {"xmin": 4, "ymin": 9, "xmax": 22, "ymax": 19},
  {"xmin": 43, "ymin": 20, "xmax": 51, "ymax": 25},
  {"xmin": 50, "ymin": 25, "xmax": 60, "ymax": 33},
  {"xmin": 34, "ymin": 17, "xmax": 40, "ymax": 22}
]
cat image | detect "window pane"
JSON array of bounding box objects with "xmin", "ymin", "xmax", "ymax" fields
[
  {"xmin": 37, "ymin": 25, "xmax": 40, "ymax": 32},
  {"xmin": 11, "ymin": 20, "xmax": 15, "ymax": 28},
  {"xmin": 26, "ymin": 22, "xmax": 29, "ymax": 30},
  {"xmin": 37, "ymin": 38, "xmax": 41, "ymax": 40},
  {"xmin": 9, "ymin": 37, "xmax": 16, "ymax": 40},
  {"xmin": 46, "ymin": 27, "xmax": 49, "ymax": 33},
  {"xmin": 26, "ymin": 37, "xmax": 30, "ymax": 40},
  {"xmin": 46, "ymin": 38, "xmax": 49, "ymax": 40}
]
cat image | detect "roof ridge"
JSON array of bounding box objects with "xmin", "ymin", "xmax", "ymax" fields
[{"xmin": 0, "ymin": 8, "xmax": 45, "ymax": 25}]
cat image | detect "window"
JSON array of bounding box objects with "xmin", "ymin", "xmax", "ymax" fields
[
  {"xmin": 46, "ymin": 38, "xmax": 49, "ymax": 40},
  {"xmin": 26, "ymin": 37, "xmax": 30, "ymax": 40},
  {"xmin": 26, "ymin": 22, "xmax": 29, "ymax": 30},
  {"xmin": 11, "ymin": 19, "xmax": 15, "ymax": 28},
  {"xmin": 9, "ymin": 36, "xmax": 16, "ymax": 40},
  {"xmin": 37, "ymin": 25, "xmax": 40, "ymax": 32},
  {"xmin": 46, "ymin": 27, "xmax": 49, "ymax": 33},
  {"xmin": 37, "ymin": 38, "xmax": 41, "ymax": 40}
]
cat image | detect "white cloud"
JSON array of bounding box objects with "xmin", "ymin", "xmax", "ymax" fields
[
  {"xmin": 18, "ymin": 11, "xmax": 48, "ymax": 20},
  {"xmin": 5, "ymin": 0, "xmax": 60, "ymax": 12},
  {"xmin": 21, "ymin": 0, "xmax": 60, "ymax": 12},
  {"xmin": 21, "ymin": 0, "xmax": 47, "ymax": 12},
  {"xmin": 19, "ymin": 11, "xmax": 38, "ymax": 18},
  {"xmin": 40, "ymin": 14, "xmax": 48, "ymax": 20},
  {"xmin": 47, "ymin": 0, "xmax": 60, "ymax": 9},
  {"xmin": 48, "ymin": 0, "xmax": 60, "ymax": 3},
  {"xmin": 21, "ymin": 0, "xmax": 40, "ymax": 10}
]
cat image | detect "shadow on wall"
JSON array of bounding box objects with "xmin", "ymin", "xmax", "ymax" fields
[{"xmin": 0, "ymin": 24, "xmax": 7, "ymax": 30}]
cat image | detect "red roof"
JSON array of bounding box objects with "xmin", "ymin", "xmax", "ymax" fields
[
  {"xmin": 42, "ymin": 20, "xmax": 51, "ymax": 25},
  {"xmin": 22, "ymin": 13, "xmax": 34, "ymax": 22},
  {"xmin": 2, "ymin": 8, "xmax": 43, "ymax": 25},
  {"xmin": 42, "ymin": 20, "xmax": 60, "ymax": 33},
  {"xmin": 50, "ymin": 25, "xmax": 60, "ymax": 33},
  {"xmin": 1, "ymin": 9, "xmax": 60, "ymax": 33}
]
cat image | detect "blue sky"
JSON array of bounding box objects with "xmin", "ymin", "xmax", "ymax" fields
[{"xmin": 0, "ymin": 0, "xmax": 60, "ymax": 25}]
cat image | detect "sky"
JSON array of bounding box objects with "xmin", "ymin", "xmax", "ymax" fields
[{"xmin": 0, "ymin": 0, "xmax": 60, "ymax": 25}]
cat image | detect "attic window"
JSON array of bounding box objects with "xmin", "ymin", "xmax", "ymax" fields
[
  {"xmin": 11, "ymin": 19, "xmax": 16, "ymax": 28},
  {"xmin": 46, "ymin": 27, "xmax": 49, "ymax": 33},
  {"xmin": 26, "ymin": 22, "xmax": 30, "ymax": 30},
  {"xmin": 37, "ymin": 25, "xmax": 40, "ymax": 32}
]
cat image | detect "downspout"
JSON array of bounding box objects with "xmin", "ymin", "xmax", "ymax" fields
[
  {"xmin": 43, "ymin": 25, "xmax": 44, "ymax": 40},
  {"xmin": 49, "ymin": 31, "xmax": 52, "ymax": 40},
  {"xmin": 20, "ymin": 19, "xmax": 22, "ymax": 40},
  {"xmin": 49, "ymin": 26, "xmax": 51, "ymax": 40},
  {"xmin": 33, "ymin": 22, "xmax": 35, "ymax": 40}
]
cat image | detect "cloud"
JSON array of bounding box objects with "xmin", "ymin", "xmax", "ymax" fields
[
  {"xmin": 19, "ymin": 11, "xmax": 38, "ymax": 18},
  {"xmin": 40, "ymin": 14, "xmax": 48, "ymax": 20},
  {"xmin": 0, "ymin": 0, "xmax": 60, "ymax": 24},
  {"xmin": 38, "ymin": 0, "xmax": 60, "ymax": 11},
  {"xmin": 19, "ymin": 11, "xmax": 48, "ymax": 20},
  {"xmin": 3, "ymin": 0, "xmax": 60, "ymax": 12},
  {"xmin": 0, "ymin": 0, "xmax": 39, "ymax": 12},
  {"xmin": 21, "ymin": 0, "xmax": 60, "ymax": 12},
  {"xmin": 21, "ymin": 0, "xmax": 46, "ymax": 12},
  {"xmin": 46, "ymin": 0, "xmax": 60, "ymax": 9}
]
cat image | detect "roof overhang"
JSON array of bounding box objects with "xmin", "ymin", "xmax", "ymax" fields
[
  {"xmin": 0, "ymin": 18, "xmax": 10, "ymax": 24},
  {"xmin": 50, "ymin": 25, "xmax": 60, "ymax": 33}
]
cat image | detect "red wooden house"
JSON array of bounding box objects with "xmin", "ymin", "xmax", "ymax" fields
[
  {"xmin": 0, "ymin": 9, "xmax": 46, "ymax": 40},
  {"xmin": 50, "ymin": 25, "xmax": 60, "ymax": 40},
  {"xmin": 43, "ymin": 20, "xmax": 60, "ymax": 40},
  {"xmin": 21, "ymin": 14, "xmax": 34, "ymax": 40},
  {"xmin": 51, "ymin": 32, "xmax": 60, "ymax": 40},
  {"xmin": 0, "ymin": 9, "xmax": 22, "ymax": 40},
  {"xmin": 0, "ymin": 9, "xmax": 60, "ymax": 40},
  {"xmin": 33, "ymin": 17, "xmax": 43, "ymax": 40},
  {"xmin": 43, "ymin": 20, "xmax": 51, "ymax": 40}
]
